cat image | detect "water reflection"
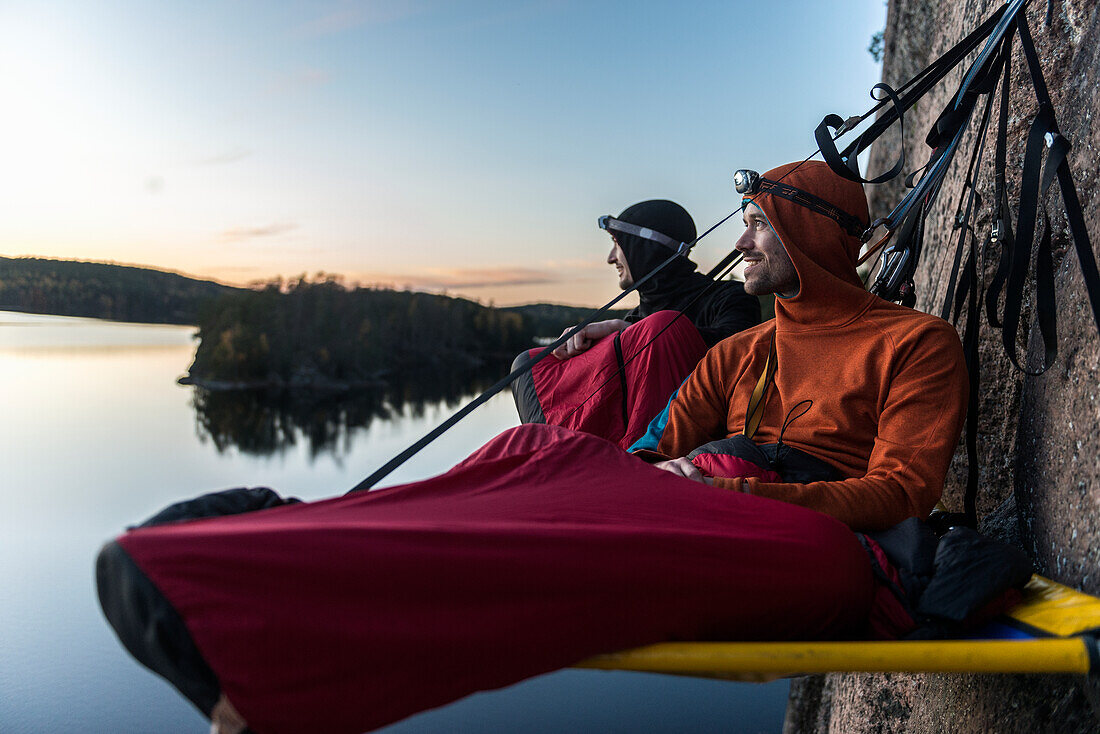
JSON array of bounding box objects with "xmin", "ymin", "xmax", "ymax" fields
[
  {"xmin": 1, "ymin": 311, "xmax": 788, "ymax": 733},
  {"xmin": 191, "ymin": 365, "xmax": 507, "ymax": 457}
]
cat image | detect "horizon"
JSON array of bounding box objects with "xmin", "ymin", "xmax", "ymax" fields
[
  {"xmin": 1, "ymin": 253, "xmax": 622, "ymax": 310},
  {"xmin": 1, "ymin": 1, "xmax": 885, "ymax": 308}
]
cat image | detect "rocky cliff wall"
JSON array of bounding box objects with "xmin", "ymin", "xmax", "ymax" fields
[{"xmin": 785, "ymin": 1, "xmax": 1100, "ymax": 731}]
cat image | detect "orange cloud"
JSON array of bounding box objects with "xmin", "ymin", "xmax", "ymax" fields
[
  {"xmin": 220, "ymin": 223, "xmax": 299, "ymax": 242},
  {"xmin": 351, "ymin": 266, "xmax": 560, "ymax": 290}
]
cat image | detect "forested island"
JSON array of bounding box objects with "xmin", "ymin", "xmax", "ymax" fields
[
  {"xmin": 184, "ymin": 276, "xmax": 618, "ymax": 389},
  {"xmin": 0, "ymin": 256, "xmax": 240, "ymax": 324}
]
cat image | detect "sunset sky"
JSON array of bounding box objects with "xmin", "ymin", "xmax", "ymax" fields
[{"xmin": 0, "ymin": 0, "xmax": 886, "ymax": 307}]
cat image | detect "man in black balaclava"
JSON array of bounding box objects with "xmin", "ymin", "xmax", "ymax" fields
[
  {"xmin": 553, "ymin": 199, "xmax": 759, "ymax": 359},
  {"xmin": 511, "ymin": 199, "xmax": 760, "ymax": 450}
]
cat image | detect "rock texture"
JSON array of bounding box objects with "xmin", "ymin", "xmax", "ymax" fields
[{"xmin": 785, "ymin": 0, "xmax": 1100, "ymax": 731}]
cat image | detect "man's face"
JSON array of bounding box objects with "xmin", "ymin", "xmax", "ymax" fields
[
  {"xmin": 735, "ymin": 202, "xmax": 798, "ymax": 298},
  {"xmin": 607, "ymin": 238, "xmax": 634, "ymax": 289}
]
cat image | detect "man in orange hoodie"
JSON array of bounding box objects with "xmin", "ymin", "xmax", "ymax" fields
[{"xmin": 634, "ymin": 161, "xmax": 968, "ymax": 532}]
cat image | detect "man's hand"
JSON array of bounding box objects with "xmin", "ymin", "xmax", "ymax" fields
[
  {"xmin": 653, "ymin": 457, "xmax": 713, "ymax": 485},
  {"xmin": 209, "ymin": 694, "xmax": 247, "ymax": 734},
  {"xmin": 551, "ymin": 319, "xmax": 630, "ymax": 360}
]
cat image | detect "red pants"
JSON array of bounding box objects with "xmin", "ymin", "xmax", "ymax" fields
[{"xmin": 513, "ymin": 311, "xmax": 707, "ymax": 450}]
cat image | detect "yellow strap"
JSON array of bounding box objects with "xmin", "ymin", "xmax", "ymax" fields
[{"xmin": 743, "ymin": 335, "xmax": 777, "ymax": 440}]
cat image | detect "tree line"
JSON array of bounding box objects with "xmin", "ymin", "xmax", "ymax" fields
[
  {"xmin": 187, "ymin": 276, "xmax": 620, "ymax": 388},
  {"xmin": 0, "ymin": 257, "xmax": 238, "ymax": 324}
]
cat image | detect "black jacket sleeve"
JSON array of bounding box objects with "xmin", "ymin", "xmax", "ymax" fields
[{"xmin": 692, "ymin": 281, "xmax": 761, "ymax": 346}]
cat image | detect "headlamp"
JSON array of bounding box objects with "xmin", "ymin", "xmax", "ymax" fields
[
  {"xmin": 733, "ymin": 168, "xmax": 867, "ymax": 239},
  {"xmin": 733, "ymin": 169, "xmax": 762, "ymax": 195},
  {"xmin": 597, "ymin": 215, "xmax": 688, "ymax": 254}
]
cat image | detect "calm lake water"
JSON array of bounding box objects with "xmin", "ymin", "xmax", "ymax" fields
[{"xmin": 0, "ymin": 310, "xmax": 789, "ymax": 733}]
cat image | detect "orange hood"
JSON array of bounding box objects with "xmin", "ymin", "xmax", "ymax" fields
[{"xmin": 744, "ymin": 161, "xmax": 875, "ymax": 328}]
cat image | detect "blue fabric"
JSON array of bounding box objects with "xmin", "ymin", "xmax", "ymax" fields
[
  {"xmin": 963, "ymin": 621, "xmax": 1035, "ymax": 640},
  {"xmin": 628, "ymin": 378, "xmax": 689, "ymax": 453}
]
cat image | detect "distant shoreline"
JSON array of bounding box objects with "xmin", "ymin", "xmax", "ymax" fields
[{"xmin": 178, "ymin": 373, "xmax": 390, "ymax": 392}]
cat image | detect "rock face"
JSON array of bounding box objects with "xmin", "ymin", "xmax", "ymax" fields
[{"xmin": 785, "ymin": 1, "xmax": 1100, "ymax": 731}]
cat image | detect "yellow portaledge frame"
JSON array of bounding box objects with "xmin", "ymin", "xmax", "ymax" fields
[
  {"xmin": 575, "ymin": 576, "xmax": 1100, "ymax": 680},
  {"xmin": 576, "ymin": 638, "xmax": 1093, "ymax": 680}
]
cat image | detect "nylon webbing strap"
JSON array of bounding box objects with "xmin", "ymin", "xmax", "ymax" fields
[
  {"xmin": 939, "ymin": 60, "xmax": 998, "ymax": 323},
  {"xmin": 816, "ymin": 84, "xmax": 907, "ymax": 186},
  {"xmin": 962, "ymin": 237, "xmax": 981, "ymax": 525},
  {"xmin": 817, "ymin": 5, "xmax": 1009, "ymax": 187},
  {"xmin": 758, "ymin": 178, "xmax": 867, "ymax": 237},
  {"xmin": 1000, "ymin": 101, "xmax": 1060, "ymax": 373},
  {"xmin": 613, "ymin": 332, "xmax": 629, "ymax": 430},
  {"xmin": 984, "ymin": 31, "xmax": 1015, "ymax": 329},
  {"xmin": 940, "ymin": 62, "xmax": 998, "ymax": 528},
  {"xmin": 993, "ymin": 15, "xmax": 1100, "ymax": 371},
  {"xmin": 980, "ymin": 14, "xmax": 1100, "ymax": 375},
  {"xmin": 743, "ymin": 334, "xmax": 777, "ymax": 441}
]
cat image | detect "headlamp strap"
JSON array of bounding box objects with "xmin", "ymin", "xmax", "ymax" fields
[
  {"xmin": 756, "ymin": 178, "xmax": 868, "ymax": 238},
  {"xmin": 598, "ymin": 216, "xmax": 689, "ymax": 254}
]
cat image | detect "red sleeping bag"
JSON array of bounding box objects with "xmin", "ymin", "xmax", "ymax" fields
[
  {"xmin": 99, "ymin": 424, "xmax": 874, "ymax": 734},
  {"xmin": 511, "ymin": 311, "xmax": 708, "ymax": 450}
]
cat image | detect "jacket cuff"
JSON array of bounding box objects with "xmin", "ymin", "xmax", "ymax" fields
[
  {"xmin": 712, "ymin": 476, "xmax": 747, "ymax": 493},
  {"xmin": 631, "ymin": 449, "xmax": 670, "ymax": 463}
]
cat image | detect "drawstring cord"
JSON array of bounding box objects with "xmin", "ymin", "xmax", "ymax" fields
[{"xmin": 774, "ymin": 399, "xmax": 813, "ymax": 475}]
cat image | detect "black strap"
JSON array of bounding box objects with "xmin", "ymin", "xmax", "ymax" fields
[
  {"xmin": 876, "ymin": 7, "xmax": 1016, "ymax": 233},
  {"xmin": 987, "ymin": 14, "xmax": 1100, "ymax": 376},
  {"xmin": 994, "ymin": 15, "xmax": 1082, "ymax": 375},
  {"xmin": 940, "ymin": 65, "xmax": 998, "ymax": 528},
  {"xmin": 871, "ymin": 6, "xmax": 1020, "ymax": 313},
  {"xmin": 1000, "ymin": 102, "xmax": 1060, "ymax": 373},
  {"xmin": 816, "ymin": 83, "xmax": 907, "ymax": 185},
  {"xmin": 954, "ymin": 0, "xmax": 1026, "ymax": 101},
  {"xmin": 612, "ymin": 332, "xmax": 629, "ymax": 430},
  {"xmin": 984, "ymin": 36, "xmax": 1015, "ymax": 329},
  {"xmin": 1053, "ymin": 150, "xmax": 1100, "ymax": 340},
  {"xmin": 962, "ymin": 237, "xmax": 982, "ymax": 527},
  {"xmin": 1017, "ymin": 15, "xmax": 1100, "ymax": 345},
  {"xmin": 1086, "ymin": 635, "xmax": 1100, "ymax": 674},
  {"xmin": 940, "ymin": 58, "xmax": 998, "ymax": 322},
  {"xmin": 704, "ymin": 246, "xmax": 743, "ymax": 280},
  {"xmin": 824, "ymin": 6, "xmax": 1010, "ymax": 177},
  {"xmin": 756, "ymin": 177, "xmax": 868, "ymax": 236}
]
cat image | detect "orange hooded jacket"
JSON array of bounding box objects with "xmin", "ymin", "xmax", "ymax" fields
[{"xmin": 639, "ymin": 161, "xmax": 968, "ymax": 531}]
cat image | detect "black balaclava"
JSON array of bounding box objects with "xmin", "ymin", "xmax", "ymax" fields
[{"xmin": 613, "ymin": 200, "xmax": 700, "ymax": 315}]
